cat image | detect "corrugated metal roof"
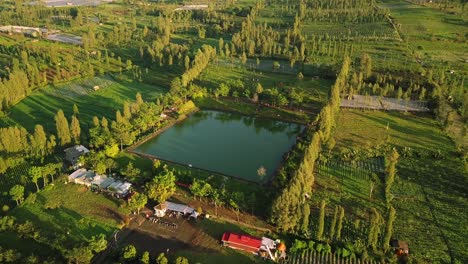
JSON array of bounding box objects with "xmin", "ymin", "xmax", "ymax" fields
[{"xmin": 221, "ymin": 232, "xmax": 262, "ymax": 249}]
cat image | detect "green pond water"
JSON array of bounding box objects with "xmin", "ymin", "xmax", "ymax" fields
[{"xmin": 135, "ymin": 110, "xmax": 304, "ymax": 182}]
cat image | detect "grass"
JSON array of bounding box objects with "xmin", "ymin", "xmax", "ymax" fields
[
  {"xmin": 195, "ymin": 97, "xmax": 311, "ymax": 124},
  {"xmin": 163, "ymin": 159, "xmax": 272, "ymax": 217},
  {"xmin": 301, "ymin": 22, "xmax": 400, "ymax": 40},
  {"xmin": 0, "ymin": 73, "xmax": 167, "ymax": 133},
  {"xmin": 2, "ymin": 179, "xmax": 125, "ymax": 258},
  {"xmin": 314, "ymin": 158, "xmax": 386, "ymax": 216},
  {"xmin": 319, "ymin": 109, "xmax": 468, "ymax": 263},
  {"xmin": 198, "ymin": 59, "xmax": 333, "ymax": 107},
  {"xmin": 379, "ymin": 0, "xmax": 466, "ymax": 41},
  {"xmin": 378, "ymin": 0, "xmax": 468, "ymax": 70},
  {"xmin": 333, "ymin": 110, "xmax": 453, "ymax": 152},
  {"xmin": 115, "ymin": 152, "xmax": 153, "ymax": 173},
  {"xmin": 175, "ymin": 250, "xmax": 268, "ymax": 264}
]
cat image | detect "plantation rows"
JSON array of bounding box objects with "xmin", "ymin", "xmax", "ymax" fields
[
  {"xmin": 424, "ymin": 188, "xmax": 467, "ymax": 263},
  {"xmin": 0, "ymin": 161, "xmax": 33, "ymax": 206},
  {"xmin": 340, "ymin": 219, "xmax": 368, "ymax": 243},
  {"xmin": 341, "ymin": 95, "xmax": 429, "ymax": 112},
  {"xmin": 285, "ymin": 250, "xmax": 384, "ymax": 264},
  {"xmin": 393, "ymin": 198, "xmax": 450, "ymax": 263},
  {"xmin": 310, "ymin": 216, "xmax": 368, "ymax": 244},
  {"xmin": 259, "ymin": 5, "xmax": 294, "ymax": 15},
  {"xmin": 317, "ymin": 157, "xmax": 384, "ymax": 181},
  {"xmin": 302, "ymin": 24, "xmax": 399, "ymax": 41},
  {"xmin": 45, "ymin": 76, "xmax": 115, "ymax": 100}
]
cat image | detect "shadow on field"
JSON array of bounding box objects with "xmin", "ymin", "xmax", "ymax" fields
[{"xmin": 118, "ymin": 229, "xmax": 193, "ymax": 256}]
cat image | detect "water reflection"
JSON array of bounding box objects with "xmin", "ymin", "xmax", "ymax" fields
[{"xmin": 136, "ymin": 110, "xmax": 304, "ymax": 182}]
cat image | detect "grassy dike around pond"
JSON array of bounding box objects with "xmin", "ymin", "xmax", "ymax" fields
[
  {"xmin": 127, "ymin": 100, "xmax": 199, "ymax": 152},
  {"xmin": 126, "ymin": 97, "xmax": 309, "ymax": 185},
  {"xmin": 194, "ymin": 97, "xmax": 311, "ymax": 124},
  {"xmin": 128, "ymin": 97, "xmax": 310, "ymax": 154}
]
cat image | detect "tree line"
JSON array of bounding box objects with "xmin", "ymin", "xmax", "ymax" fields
[{"xmin": 269, "ymin": 56, "xmax": 350, "ymax": 232}]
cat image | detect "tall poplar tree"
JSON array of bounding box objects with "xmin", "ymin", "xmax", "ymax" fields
[
  {"xmin": 385, "ymin": 148, "xmax": 399, "ymax": 203},
  {"xmin": 70, "ymin": 115, "xmax": 81, "ymax": 144},
  {"xmin": 368, "ymin": 208, "xmax": 382, "ymax": 251},
  {"xmin": 336, "ymin": 206, "xmax": 345, "ymax": 240},
  {"xmin": 316, "ymin": 200, "xmax": 326, "ymax": 241},
  {"xmin": 301, "ymin": 203, "xmax": 310, "ymax": 234},
  {"xmin": 55, "ymin": 110, "xmax": 71, "ymax": 146},
  {"xmin": 329, "ymin": 205, "xmax": 339, "ymax": 240},
  {"xmin": 32, "ymin": 124, "xmax": 47, "ymax": 157},
  {"xmin": 383, "ymin": 206, "xmax": 396, "ymax": 251}
]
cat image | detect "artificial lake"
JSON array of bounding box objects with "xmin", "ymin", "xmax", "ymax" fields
[{"xmin": 135, "ymin": 110, "xmax": 304, "ymax": 182}]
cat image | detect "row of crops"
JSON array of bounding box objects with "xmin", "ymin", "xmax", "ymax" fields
[
  {"xmin": 317, "ymin": 157, "xmax": 385, "ymax": 182},
  {"xmin": 44, "ymin": 76, "xmax": 116, "ymax": 100},
  {"xmin": 284, "ymin": 250, "xmax": 384, "ymax": 264},
  {"xmin": 302, "ymin": 25, "xmax": 400, "ymax": 41}
]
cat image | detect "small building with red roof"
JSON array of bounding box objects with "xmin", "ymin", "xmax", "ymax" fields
[{"xmin": 221, "ymin": 232, "xmax": 262, "ymax": 254}]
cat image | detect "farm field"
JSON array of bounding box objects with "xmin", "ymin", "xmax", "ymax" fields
[
  {"xmin": 0, "ymin": 0, "xmax": 466, "ymax": 263},
  {"xmin": 198, "ymin": 61, "xmax": 334, "ymax": 108},
  {"xmin": 333, "ymin": 110, "xmax": 453, "ymax": 152},
  {"xmin": 378, "ymin": 0, "xmax": 468, "ymax": 69},
  {"xmin": 30, "ymin": 0, "xmax": 115, "ymax": 7},
  {"xmin": 301, "ymin": 22, "xmax": 400, "ymax": 41},
  {"xmin": 0, "ymin": 72, "xmax": 171, "ymax": 133},
  {"xmin": 0, "ymin": 179, "xmax": 125, "ymax": 260},
  {"xmin": 318, "ymin": 109, "xmax": 468, "ymax": 263},
  {"xmin": 286, "ymin": 250, "xmax": 385, "ymax": 264}
]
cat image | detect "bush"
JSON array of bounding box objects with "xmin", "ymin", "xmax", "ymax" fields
[
  {"xmin": 323, "ymin": 243, "xmax": 332, "ymax": 254},
  {"xmin": 290, "ymin": 239, "xmax": 308, "ymax": 253},
  {"xmin": 336, "ymin": 247, "xmax": 352, "ymax": 258},
  {"xmin": 121, "ymin": 245, "xmax": 137, "ymax": 260},
  {"xmin": 177, "ymin": 100, "xmax": 197, "ymax": 115},
  {"xmin": 315, "ymin": 243, "xmax": 324, "ymax": 253},
  {"xmin": 140, "ymin": 251, "xmax": 150, "ymax": 264},
  {"xmin": 307, "ymin": 240, "xmax": 315, "ymax": 250}
]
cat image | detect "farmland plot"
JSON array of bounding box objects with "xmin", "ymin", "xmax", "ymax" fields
[
  {"xmin": 286, "ymin": 250, "xmax": 384, "ymax": 264},
  {"xmin": 340, "ymin": 95, "xmax": 429, "ymax": 112},
  {"xmin": 331, "ymin": 109, "xmax": 468, "ymax": 262}
]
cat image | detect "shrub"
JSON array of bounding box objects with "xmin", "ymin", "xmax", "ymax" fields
[
  {"xmin": 307, "ymin": 240, "xmax": 315, "ymax": 250},
  {"xmin": 121, "ymin": 245, "xmax": 137, "ymax": 260},
  {"xmin": 290, "ymin": 239, "xmax": 308, "ymax": 253},
  {"xmin": 315, "ymin": 243, "xmax": 324, "ymax": 253}
]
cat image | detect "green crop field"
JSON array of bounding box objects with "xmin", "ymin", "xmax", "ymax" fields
[
  {"xmin": 0, "ymin": 72, "xmax": 171, "ymax": 133},
  {"xmin": 378, "ymin": 0, "xmax": 468, "ymax": 69},
  {"xmin": 315, "ymin": 109, "xmax": 468, "ymax": 263},
  {"xmin": 302, "ymin": 22, "xmax": 400, "ymax": 41},
  {"xmin": 333, "ymin": 110, "xmax": 453, "ymax": 152},
  {"xmin": 198, "ymin": 60, "xmax": 334, "ymax": 108}
]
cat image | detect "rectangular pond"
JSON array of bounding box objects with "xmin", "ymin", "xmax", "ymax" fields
[{"xmin": 135, "ymin": 110, "xmax": 304, "ymax": 182}]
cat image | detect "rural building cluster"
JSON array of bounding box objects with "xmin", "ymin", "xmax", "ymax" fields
[{"xmin": 68, "ymin": 168, "xmax": 132, "ymax": 199}]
